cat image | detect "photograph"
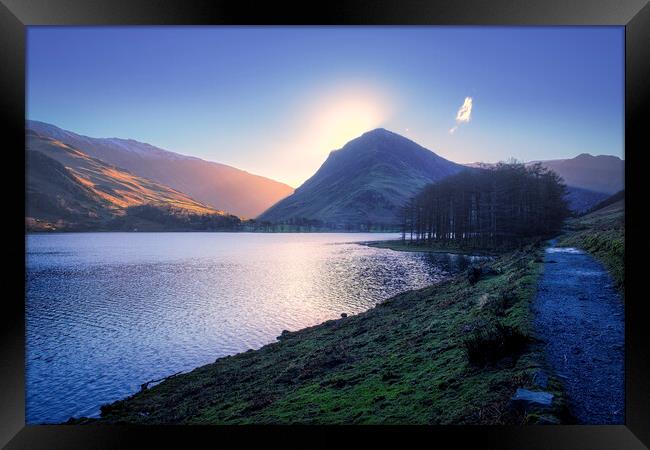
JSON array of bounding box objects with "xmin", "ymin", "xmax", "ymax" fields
[{"xmin": 24, "ymin": 25, "xmax": 626, "ymax": 427}]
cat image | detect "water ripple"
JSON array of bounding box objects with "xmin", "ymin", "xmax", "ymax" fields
[{"xmin": 26, "ymin": 232, "xmax": 482, "ymax": 423}]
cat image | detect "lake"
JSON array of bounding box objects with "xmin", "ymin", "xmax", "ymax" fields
[{"xmin": 25, "ymin": 232, "xmax": 483, "ymax": 424}]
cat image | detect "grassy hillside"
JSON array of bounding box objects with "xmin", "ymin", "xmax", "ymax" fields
[
  {"xmin": 91, "ymin": 245, "xmax": 566, "ymax": 425},
  {"xmin": 26, "ymin": 150, "xmax": 111, "ymax": 230},
  {"xmin": 557, "ymin": 198, "xmax": 624, "ymax": 292},
  {"xmin": 26, "ymin": 132, "xmax": 242, "ymax": 231},
  {"xmin": 28, "ymin": 120, "xmax": 295, "ymax": 218},
  {"xmin": 28, "ymin": 133, "xmax": 220, "ymax": 215}
]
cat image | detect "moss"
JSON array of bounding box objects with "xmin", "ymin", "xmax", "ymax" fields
[{"xmin": 89, "ymin": 243, "xmax": 563, "ymax": 425}]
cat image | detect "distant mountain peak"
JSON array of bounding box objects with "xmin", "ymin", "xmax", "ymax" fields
[
  {"xmin": 358, "ymin": 127, "xmax": 412, "ymax": 142},
  {"xmin": 535, "ymin": 153, "xmax": 624, "ymax": 196},
  {"xmin": 573, "ymin": 153, "xmax": 622, "ymax": 162},
  {"xmin": 362, "ymin": 127, "xmax": 393, "ymax": 136},
  {"xmin": 333, "ymin": 128, "xmax": 435, "ymax": 161}
]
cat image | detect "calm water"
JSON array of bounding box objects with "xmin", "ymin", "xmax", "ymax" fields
[{"xmin": 26, "ymin": 232, "xmax": 483, "ymax": 423}]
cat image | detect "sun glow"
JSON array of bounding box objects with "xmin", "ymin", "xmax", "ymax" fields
[
  {"xmin": 268, "ymin": 85, "xmax": 393, "ymax": 187},
  {"xmin": 309, "ymin": 92, "xmax": 389, "ymax": 152}
]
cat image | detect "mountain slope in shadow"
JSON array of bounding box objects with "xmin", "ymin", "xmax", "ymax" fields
[
  {"xmin": 258, "ymin": 128, "xmax": 467, "ymax": 227},
  {"xmin": 535, "ymin": 153, "xmax": 624, "ymax": 195}
]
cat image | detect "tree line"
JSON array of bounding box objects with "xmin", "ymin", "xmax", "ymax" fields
[
  {"xmin": 112, "ymin": 204, "xmax": 242, "ymax": 231},
  {"xmin": 400, "ymin": 162, "xmax": 570, "ymax": 250},
  {"xmin": 243, "ymin": 218, "xmax": 399, "ymax": 233},
  {"xmin": 115, "ymin": 205, "xmax": 400, "ymax": 233}
]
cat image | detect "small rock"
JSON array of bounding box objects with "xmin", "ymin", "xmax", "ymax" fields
[
  {"xmin": 510, "ymin": 388, "xmax": 554, "ymax": 412},
  {"xmin": 277, "ymin": 330, "xmax": 291, "ymax": 340},
  {"xmin": 341, "ymin": 313, "xmax": 348, "ymax": 318}
]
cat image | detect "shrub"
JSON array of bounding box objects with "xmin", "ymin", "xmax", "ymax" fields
[
  {"xmin": 463, "ymin": 323, "xmax": 530, "ymax": 367},
  {"xmin": 467, "ymin": 266, "xmax": 482, "ymax": 285},
  {"xmin": 484, "ymin": 290, "xmax": 518, "ymax": 317}
]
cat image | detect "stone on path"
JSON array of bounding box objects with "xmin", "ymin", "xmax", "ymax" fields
[{"xmin": 510, "ymin": 388, "xmax": 554, "ymax": 412}]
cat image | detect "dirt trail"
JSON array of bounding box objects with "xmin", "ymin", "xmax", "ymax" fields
[{"xmin": 533, "ymin": 241, "xmax": 624, "ymax": 424}]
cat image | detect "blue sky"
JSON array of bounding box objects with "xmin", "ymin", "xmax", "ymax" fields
[{"xmin": 27, "ymin": 26, "xmax": 624, "ymax": 187}]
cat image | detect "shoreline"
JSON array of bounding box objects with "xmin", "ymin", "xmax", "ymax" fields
[
  {"xmin": 26, "ymin": 230, "xmax": 403, "ymax": 235},
  {"xmin": 363, "ymin": 239, "xmax": 500, "ymax": 257},
  {"xmin": 66, "ymin": 202, "xmax": 624, "ymax": 425},
  {"xmin": 82, "ymin": 242, "xmax": 567, "ymax": 425}
]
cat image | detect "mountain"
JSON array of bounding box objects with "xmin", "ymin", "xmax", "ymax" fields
[
  {"xmin": 258, "ymin": 128, "xmax": 467, "ymax": 227},
  {"xmin": 27, "ymin": 131, "xmax": 221, "ymax": 214},
  {"xmin": 26, "ymin": 130, "xmax": 233, "ymax": 231},
  {"xmin": 564, "ymin": 186, "xmax": 609, "ymax": 215},
  {"xmin": 26, "ymin": 121, "xmax": 294, "ymax": 218},
  {"xmin": 585, "ymin": 189, "xmax": 624, "ymax": 216},
  {"xmin": 26, "ymin": 148, "xmax": 111, "ymax": 230},
  {"xmin": 466, "ymin": 154, "xmax": 624, "ymax": 213},
  {"xmin": 533, "ymin": 153, "xmax": 624, "ymax": 195}
]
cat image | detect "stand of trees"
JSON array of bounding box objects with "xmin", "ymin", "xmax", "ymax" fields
[
  {"xmin": 401, "ymin": 162, "xmax": 570, "ymax": 249},
  {"xmin": 103, "ymin": 205, "xmax": 401, "ymax": 233},
  {"xmin": 243, "ymin": 218, "xmax": 400, "ymax": 233},
  {"xmin": 112, "ymin": 204, "xmax": 242, "ymax": 231}
]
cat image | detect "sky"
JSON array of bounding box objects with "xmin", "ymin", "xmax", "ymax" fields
[{"xmin": 27, "ymin": 26, "xmax": 624, "ymax": 188}]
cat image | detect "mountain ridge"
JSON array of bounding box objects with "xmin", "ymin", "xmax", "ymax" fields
[
  {"xmin": 468, "ymin": 153, "xmax": 624, "ymax": 195},
  {"xmin": 27, "ymin": 120, "xmax": 294, "ymax": 218},
  {"xmin": 27, "ymin": 122, "xmax": 624, "ymax": 227},
  {"xmin": 258, "ymin": 128, "xmax": 468, "ymax": 227},
  {"xmin": 25, "ymin": 130, "xmax": 243, "ymax": 231},
  {"xmin": 27, "ymin": 131, "xmax": 220, "ymax": 214},
  {"xmin": 533, "ymin": 154, "xmax": 624, "ymax": 195}
]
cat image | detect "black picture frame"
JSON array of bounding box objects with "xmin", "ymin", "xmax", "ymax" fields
[{"xmin": 2, "ymin": 0, "xmax": 648, "ymax": 448}]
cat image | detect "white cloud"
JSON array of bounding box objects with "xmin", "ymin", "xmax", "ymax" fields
[{"xmin": 449, "ymin": 97, "xmax": 473, "ymax": 134}]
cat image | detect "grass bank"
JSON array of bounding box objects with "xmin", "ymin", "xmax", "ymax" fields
[
  {"xmin": 364, "ymin": 240, "xmax": 499, "ymax": 256},
  {"xmin": 557, "ymin": 199, "xmax": 624, "ymax": 293},
  {"xmin": 90, "ymin": 243, "xmax": 566, "ymax": 425}
]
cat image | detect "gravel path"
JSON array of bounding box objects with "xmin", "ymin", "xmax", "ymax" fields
[{"xmin": 533, "ymin": 241, "xmax": 624, "ymax": 424}]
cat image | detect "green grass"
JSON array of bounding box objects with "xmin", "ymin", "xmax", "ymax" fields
[
  {"xmin": 92, "ymin": 244, "xmax": 565, "ymax": 425},
  {"xmin": 557, "ymin": 200, "xmax": 624, "ymax": 292},
  {"xmin": 365, "ymin": 240, "xmax": 502, "ymax": 256}
]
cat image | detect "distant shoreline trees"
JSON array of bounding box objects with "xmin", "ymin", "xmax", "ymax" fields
[
  {"xmin": 401, "ymin": 163, "xmax": 570, "ymax": 250},
  {"xmin": 242, "ymin": 218, "xmax": 400, "ymax": 233},
  {"xmin": 113, "ymin": 204, "xmax": 242, "ymax": 231}
]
